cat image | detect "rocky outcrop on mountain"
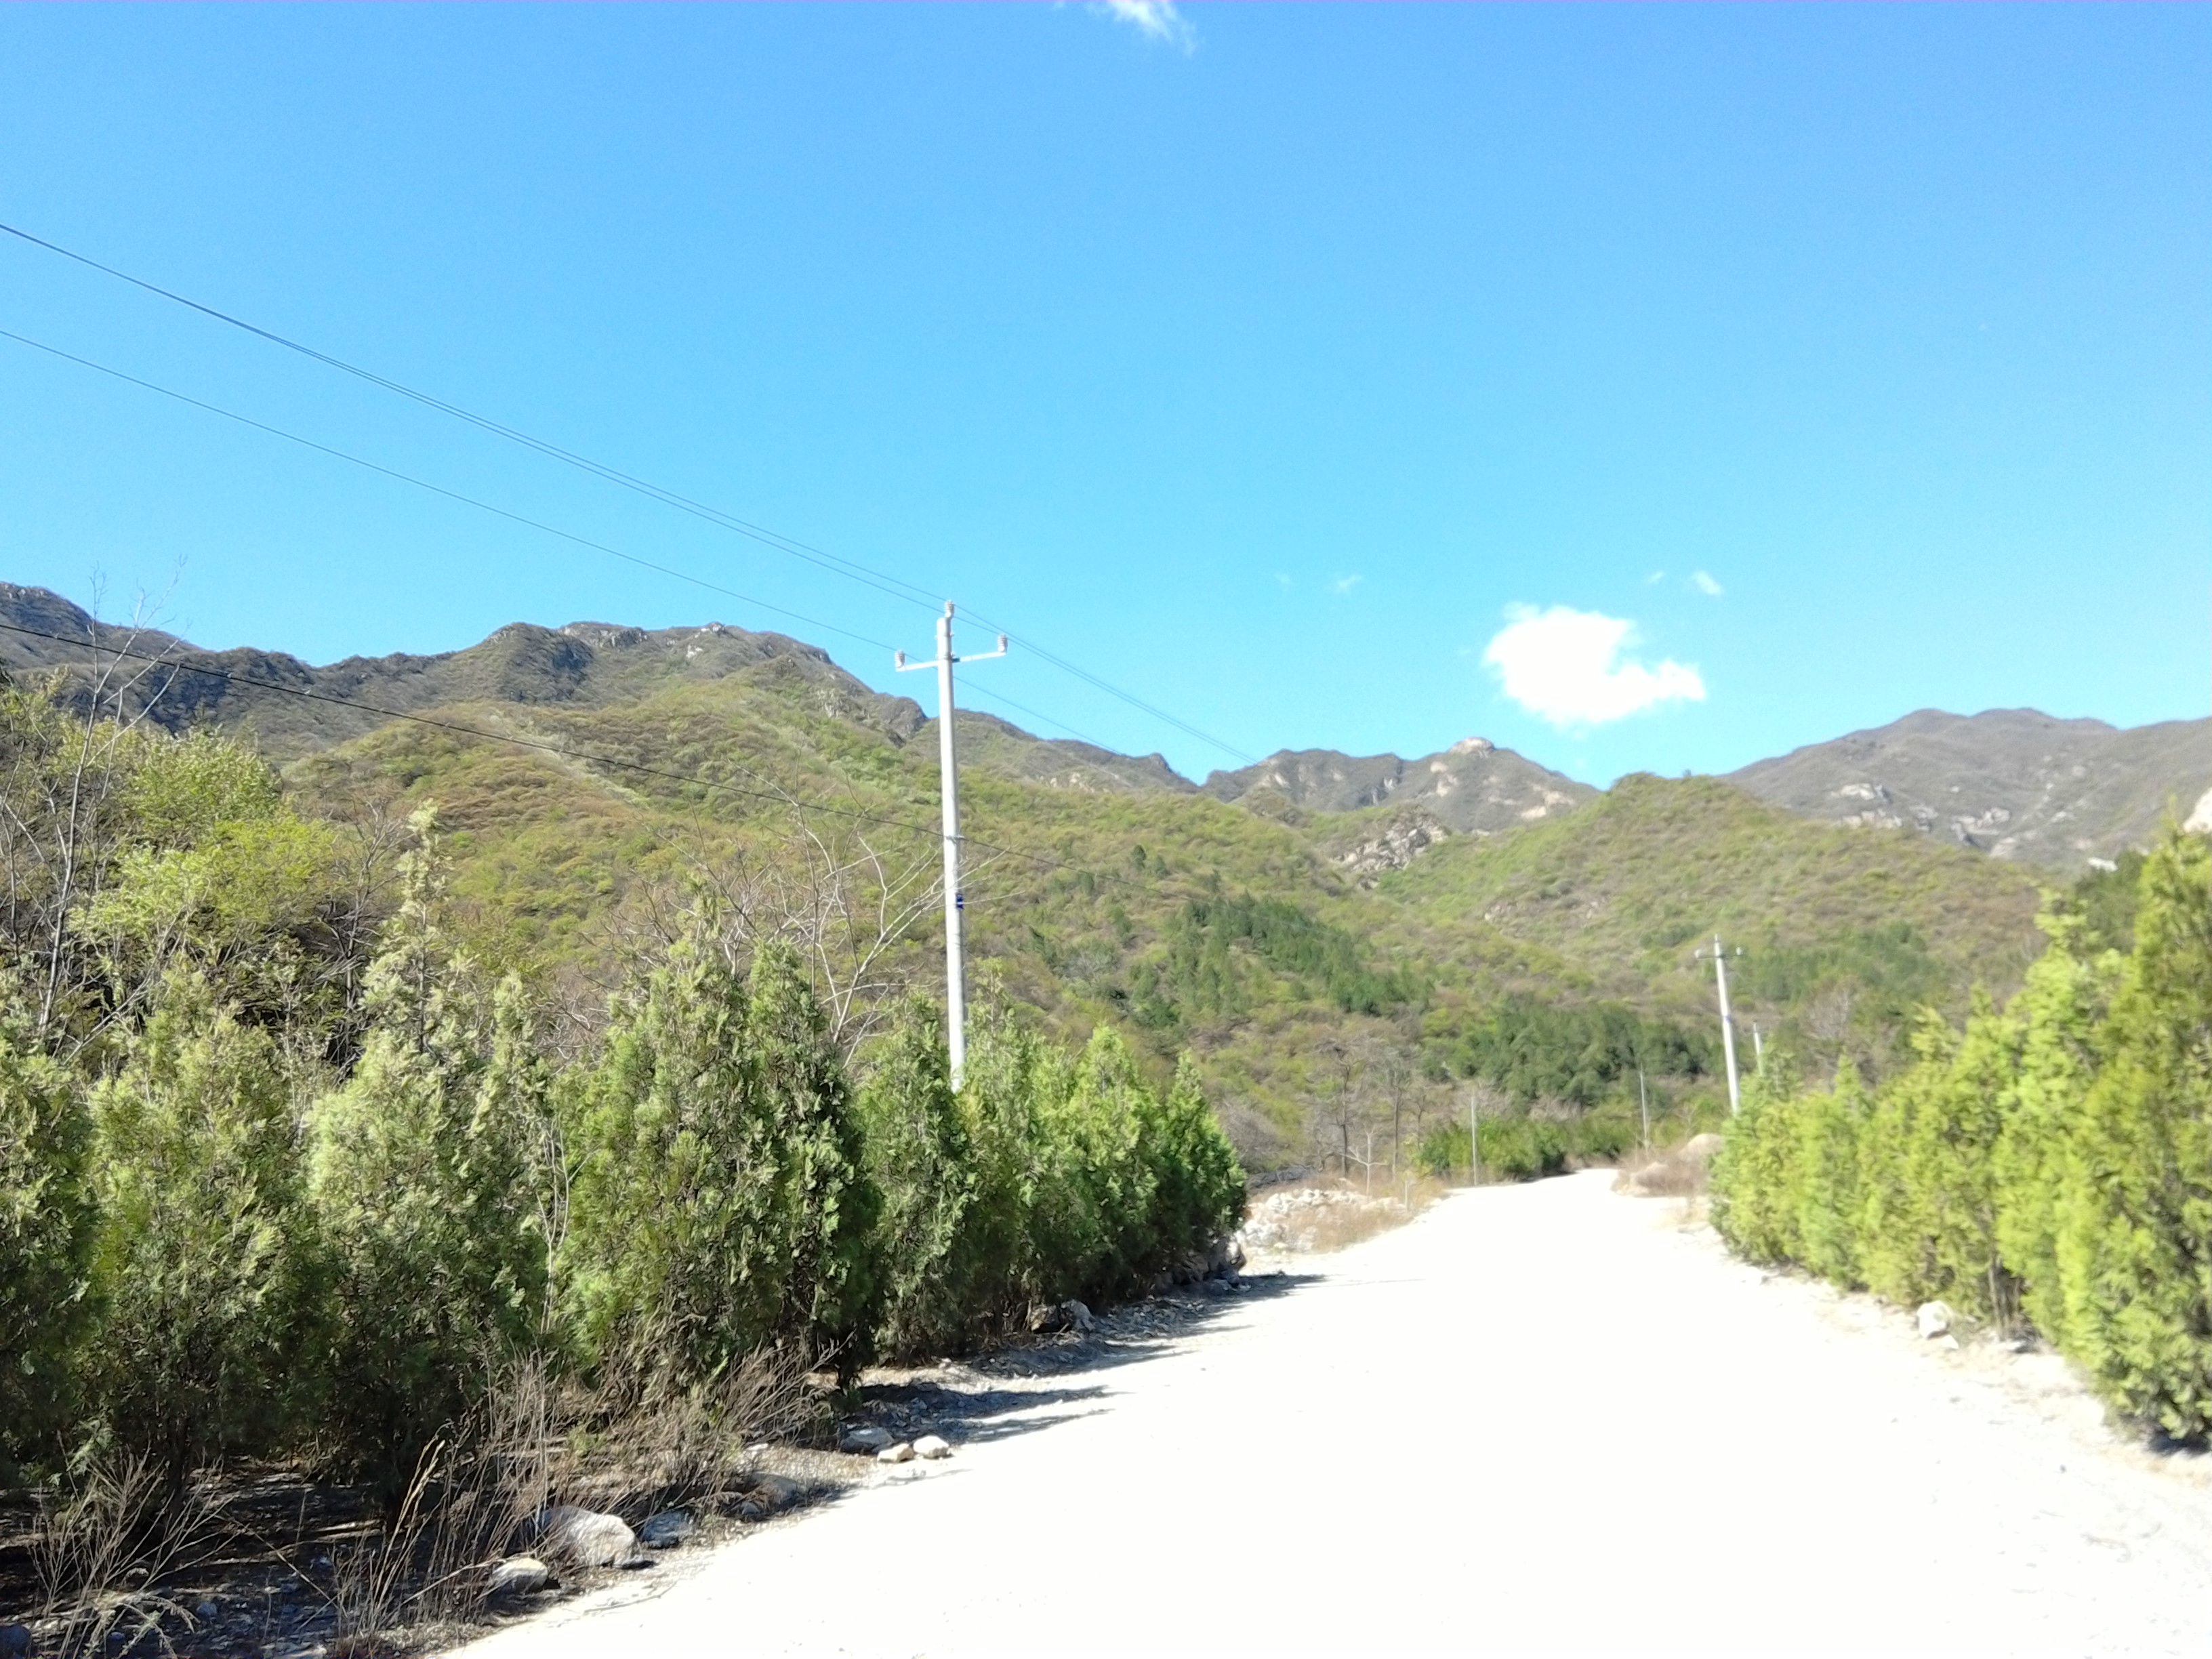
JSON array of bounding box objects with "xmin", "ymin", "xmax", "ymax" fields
[
  {"xmin": 1203, "ymin": 736, "xmax": 1591, "ymax": 835},
  {"xmin": 1725, "ymin": 708, "xmax": 2212, "ymax": 872},
  {"xmin": 1332, "ymin": 810, "xmax": 1453, "ymax": 886}
]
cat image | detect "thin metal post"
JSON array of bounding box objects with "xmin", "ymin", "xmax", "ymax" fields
[
  {"xmin": 1468, "ymin": 1088, "xmax": 1480, "ymax": 1187},
  {"xmin": 896, "ymin": 603, "xmax": 1006, "ymax": 1087},
  {"xmin": 1639, "ymin": 1069, "xmax": 1650, "ymax": 1151}
]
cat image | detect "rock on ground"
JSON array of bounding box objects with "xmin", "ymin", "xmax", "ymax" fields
[{"xmin": 530, "ymin": 1507, "xmax": 635, "ymax": 1569}]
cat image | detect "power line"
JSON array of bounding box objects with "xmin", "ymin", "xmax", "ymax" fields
[
  {"xmin": 0, "ymin": 614, "xmax": 1158, "ymax": 895},
  {"xmin": 1, "ymin": 324, "xmax": 1136, "ymax": 760},
  {"xmin": 0, "ymin": 220, "xmax": 1258, "ymax": 765},
  {"xmin": 0, "ymin": 326, "xmax": 901, "ymax": 660}
]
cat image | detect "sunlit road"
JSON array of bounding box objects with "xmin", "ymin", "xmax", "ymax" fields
[{"xmin": 455, "ymin": 1173, "xmax": 2212, "ymax": 1656}]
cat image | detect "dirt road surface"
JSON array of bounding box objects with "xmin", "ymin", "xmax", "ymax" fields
[{"xmin": 453, "ymin": 1173, "xmax": 2212, "ymax": 1656}]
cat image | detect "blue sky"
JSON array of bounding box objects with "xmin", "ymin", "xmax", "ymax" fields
[{"xmin": 0, "ymin": 3, "xmax": 2205, "ymax": 787}]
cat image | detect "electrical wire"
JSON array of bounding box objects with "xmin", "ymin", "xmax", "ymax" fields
[
  {"xmin": 1, "ymin": 324, "xmax": 1147, "ymax": 760},
  {"xmin": 0, "ymin": 325, "xmax": 902, "ymax": 659},
  {"xmin": 0, "ymin": 220, "xmax": 1259, "ymax": 765}
]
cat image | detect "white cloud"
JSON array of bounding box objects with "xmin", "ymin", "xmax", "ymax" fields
[
  {"xmin": 1482, "ymin": 604, "xmax": 1706, "ymax": 727},
  {"xmin": 1332, "ymin": 574, "xmax": 1361, "ymax": 595},
  {"xmin": 1094, "ymin": 1, "xmax": 1195, "ymax": 48},
  {"xmin": 1274, "ymin": 572, "xmax": 1292, "ymax": 590},
  {"xmin": 1690, "ymin": 569, "xmax": 1724, "ymax": 597},
  {"xmin": 1645, "ymin": 569, "xmax": 1666, "ymax": 585}
]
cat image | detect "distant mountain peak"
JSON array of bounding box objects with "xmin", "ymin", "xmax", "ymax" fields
[
  {"xmin": 1726, "ymin": 705, "xmax": 2212, "ymax": 870},
  {"xmin": 1202, "ymin": 741, "xmax": 1591, "ymax": 835}
]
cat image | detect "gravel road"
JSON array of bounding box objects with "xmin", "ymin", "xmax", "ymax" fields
[{"xmin": 453, "ymin": 1172, "xmax": 2212, "ymax": 1656}]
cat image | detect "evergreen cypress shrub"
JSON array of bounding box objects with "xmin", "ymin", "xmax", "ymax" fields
[
  {"xmin": 1895, "ymin": 994, "xmax": 2020, "ymax": 1322},
  {"xmin": 1711, "ymin": 1066, "xmax": 1803, "ymax": 1265},
  {"xmin": 1135, "ymin": 1055, "xmax": 1247, "ymax": 1271},
  {"xmin": 1992, "ymin": 914, "xmax": 2116, "ymax": 1347},
  {"xmin": 859, "ymin": 1000, "xmax": 976, "ymax": 1357},
  {"xmin": 1855, "ymin": 1024, "xmax": 1946, "ymax": 1307},
  {"xmin": 2054, "ymin": 829, "xmax": 2212, "ymax": 1440},
  {"xmin": 307, "ymin": 817, "xmax": 550, "ymax": 1485},
  {"xmin": 561, "ymin": 926, "xmax": 877, "ymax": 1384},
  {"xmin": 0, "ymin": 1018, "xmax": 94, "ymax": 1472},
  {"xmin": 1791, "ymin": 1061, "xmax": 1866, "ymax": 1288},
  {"xmin": 87, "ymin": 971, "xmax": 318, "ymax": 1478}
]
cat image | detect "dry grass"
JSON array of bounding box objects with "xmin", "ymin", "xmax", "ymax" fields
[
  {"xmin": 9, "ymin": 1340, "xmax": 824, "ymax": 1659},
  {"xmin": 28, "ymin": 1455, "xmax": 218, "ymax": 1658},
  {"xmin": 323, "ymin": 1340, "xmax": 819, "ymax": 1652},
  {"xmin": 1614, "ymin": 1134, "xmax": 1722, "ymax": 1200}
]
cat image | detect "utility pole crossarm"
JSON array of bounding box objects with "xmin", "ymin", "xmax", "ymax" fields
[{"xmin": 896, "ymin": 602, "xmax": 1008, "ymax": 1087}]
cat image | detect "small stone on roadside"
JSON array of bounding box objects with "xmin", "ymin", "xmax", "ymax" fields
[
  {"xmin": 913, "ymin": 1434, "xmax": 952, "ymax": 1460},
  {"xmin": 840, "ymin": 1425, "xmax": 895, "ymax": 1453},
  {"xmin": 1916, "ymin": 1300, "xmax": 1954, "ymax": 1339},
  {"xmin": 532, "ymin": 1505, "xmax": 636, "ymax": 1568},
  {"xmin": 877, "ymin": 1441, "xmax": 916, "ymax": 1464},
  {"xmin": 749, "ymin": 1473, "xmax": 803, "ymax": 1509},
  {"xmin": 638, "ymin": 1510, "xmax": 695, "ymax": 1549},
  {"xmin": 0, "ymin": 1623, "xmax": 32, "ymax": 1658},
  {"xmin": 487, "ymin": 1556, "xmax": 552, "ymax": 1600},
  {"xmin": 196, "ymin": 1600, "xmax": 220, "ymax": 1621}
]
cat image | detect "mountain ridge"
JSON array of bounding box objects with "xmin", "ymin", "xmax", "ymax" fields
[{"xmin": 7, "ymin": 582, "xmax": 2210, "ymax": 872}]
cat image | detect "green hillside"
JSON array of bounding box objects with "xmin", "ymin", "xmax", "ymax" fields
[
  {"xmin": 1381, "ymin": 773, "xmax": 2048, "ymax": 1073},
  {"xmin": 271, "ymin": 652, "xmax": 2053, "ymax": 1166}
]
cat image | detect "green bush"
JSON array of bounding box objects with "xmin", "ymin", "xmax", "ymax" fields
[
  {"xmin": 1136, "ymin": 1054, "xmax": 1247, "ymax": 1270},
  {"xmin": 1712, "ymin": 829, "xmax": 2212, "ymax": 1443},
  {"xmin": 1711, "ymin": 1068, "xmax": 1804, "ymax": 1265},
  {"xmin": 1992, "ymin": 916, "xmax": 2115, "ymax": 1347},
  {"xmin": 87, "ymin": 972, "xmax": 318, "ymax": 1477},
  {"xmin": 1792, "ymin": 1063, "xmax": 1865, "ymax": 1288},
  {"xmin": 859, "ymin": 1000, "xmax": 976, "ymax": 1358},
  {"xmin": 2053, "ymin": 830, "xmax": 2212, "ymax": 1440},
  {"xmin": 0, "ymin": 1019, "xmax": 94, "ymax": 1470},
  {"xmin": 307, "ymin": 821, "xmax": 550, "ymax": 1485},
  {"xmin": 1477, "ymin": 1116, "xmax": 1568, "ymax": 1182},
  {"xmin": 560, "ymin": 924, "xmax": 877, "ymax": 1385}
]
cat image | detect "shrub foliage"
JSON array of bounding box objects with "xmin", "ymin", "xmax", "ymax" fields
[
  {"xmin": 0, "ymin": 695, "xmax": 1248, "ymax": 1482},
  {"xmin": 1711, "ymin": 825, "xmax": 2212, "ymax": 1442}
]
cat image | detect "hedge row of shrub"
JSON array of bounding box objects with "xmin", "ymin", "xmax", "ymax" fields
[
  {"xmin": 1710, "ymin": 827, "xmax": 2212, "ymax": 1442},
  {"xmin": 0, "ymin": 764, "xmax": 1246, "ymax": 1489}
]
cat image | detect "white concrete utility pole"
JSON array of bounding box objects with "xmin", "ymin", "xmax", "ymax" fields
[
  {"xmin": 897, "ymin": 603, "xmax": 1006, "ymax": 1086},
  {"xmin": 1696, "ymin": 935, "xmax": 1744, "ymax": 1116}
]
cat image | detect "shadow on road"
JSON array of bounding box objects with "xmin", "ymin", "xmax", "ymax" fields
[{"xmin": 846, "ymin": 1271, "xmax": 1317, "ymax": 1452}]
